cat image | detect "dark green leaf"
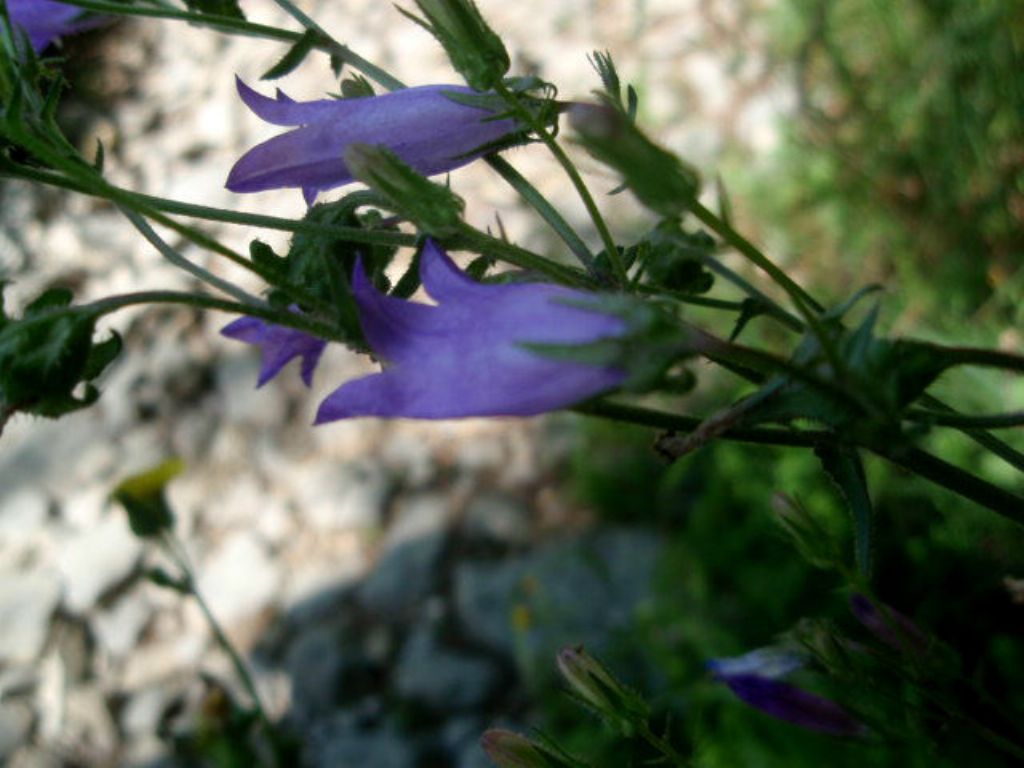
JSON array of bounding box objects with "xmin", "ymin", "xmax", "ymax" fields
[{"xmin": 816, "ymin": 446, "xmax": 873, "ymax": 576}]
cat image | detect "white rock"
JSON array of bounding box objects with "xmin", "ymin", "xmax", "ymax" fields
[
  {"xmin": 291, "ymin": 462, "xmax": 388, "ymax": 532},
  {"xmin": 0, "ymin": 487, "xmax": 49, "ymax": 560},
  {"xmin": 61, "ymin": 486, "xmax": 108, "ymax": 529},
  {"xmin": 0, "ymin": 568, "xmax": 61, "ymax": 664},
  {"xmin": 57, "ymin": 514, "xmax": 142, "ymax": 614},
  {"xmin": 197, "ymin": 531, "xmax": 281, "ymax": 626},
  {"xmin": 120, "ymin": 686, "xmax": 169, "ymax": 737},
  {"xmin": 91, "ymin": 592, "xmax": 153, "ymax": 659},
  {"xmin": 0, "ymin": 486, "xmax": 48, "ymax": 533}
]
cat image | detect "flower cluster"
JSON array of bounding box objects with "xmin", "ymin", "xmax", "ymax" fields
[{"xmin": 222, "ymin": 241, "xmax": 626, "ymax": 422}]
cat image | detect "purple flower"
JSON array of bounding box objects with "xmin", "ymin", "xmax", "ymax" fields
[
  {"xmin": 709, "ymin": 646, "xmax": 865, "ymax": 737},
  {"xmin": 849, "ymin": 594, "xmax": 928, "ymax": 652},
  {"xmin": 716, "ymin": 673, "xmax": 866, "ymax": 738},
  {"xmin": 220, "ymin": 312, "xmax": 326, "ymax": 388},
  {"xmin": 314, "ymin": 240, "xmax": 626, "ymax": 422},
  {"xmin": 706, "ymin": 647, "xmax": 805, "ymax": 681},
  {"xmin": 8, "ymin": 0, "xmax": 98, "ymax": 52},
  {"xmin": 225, "ymin": 78, "xmax": 519, "ymax": 205}
]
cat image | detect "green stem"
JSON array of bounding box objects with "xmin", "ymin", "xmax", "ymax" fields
[
  {"xmin": 690, "ymin": 200, "xmax": 823, "ymax": 313},
  {"xmin": 494, "ymin": 81, "xmax": 627, "ymax": 286},
  {"xmin": 636, "ymin": 721, "xmax": 690, "ymax": 767},
  {"xmin": 55, "ymin": 0, "xmax": 305, "ymax": 43},
  {"xmin": 690, "ymin": 200, "xmax": 853, "ymax": 385},
  {"xmin": 83, "ymin": 290, "xmax": 340, "ymax": 339},
  {"xmin": 121, "ymin": 208, "xmax": 260, "ymax": 305},
  {"xmin": 906, "ymin": 408, "xmax": 1024, "ymax": 430},
  {"xmin": 920, "ymin": 395, "xmax": 1024, "ymax": 473},
  {"xmin": 698, "ymin": 253, "xmax": 804, "ymax": 331},
  {"xmin": 573, "ymin": 399, "xmax": 835, "ymax": 449},
  {"xmin": 455, "ymin": 228, "xmax": 596, "ymax": 288},
  {"xmin": 938, "ymin": 345, "xmax": 1024, "ymax": 374},
  {"xmin": 160, "ymin": 533, "xmax": 272, "ymax": 729},
  {"xmin": 485, "ymin": 155, "xmax": 598, "ymax": 277},
  {"xmin": 3, "ymin": 164, "xmax": 416, "ymax": 248},
  {"xmin": 879, "ymin": 447, "xmax": 1024, "ymax": 525}
]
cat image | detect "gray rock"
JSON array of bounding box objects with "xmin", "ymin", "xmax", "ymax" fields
[
  {"xmin": 285, "ymin": 625, "xmax": 347, "ymax": 721},
  {"xmin": 462, "ymin": 494, "xmax": 532, "ymax": 547},
  {"xmin": 0, "ymin": 702, "xmax": 33, "ymax": 762},
  {"xmin": 57, "ymin": 514, "xmax": 142, "ymax": 614},
  {"xmin": 357, "ymin": 495, "xmax": 451, "ymax": 621},
  {"xmin": 92, "ymin": 592, "xmax": 153, "ymax": 659},
  {"xmin": 454, "ymin": 529, "xmax": 662, "ymax": 663},
  {"xmin": 306, "ymin": 724, "xmax": 417, "ymax": 768},
  {"xmin": 198, "ymin": 530, "xmax": 281, "ymax": 625},
  {"xmin": 0, "ymin": 568, "xmax": 61, "ymax": 663},
  {"xmin": 392, "ymin": 629, "xmax": 502, "ymax": 712}
]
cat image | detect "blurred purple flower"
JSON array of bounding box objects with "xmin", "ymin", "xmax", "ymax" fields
[
  {"xmin": 8, "ymin": 0, "xmax": 98, "ymax": 52},
  {"xmin": 716, "ymin": 673, "xmax": 866, "ymax": 737},
  {"xmin": 220, "ymin": 312, "xmax": 326, "ymax": 388},
  {"xmin": 850, "ymin": 594, "xmax": 928, "ymax": 652},
  {"xmin": 709, "ymin": 646, "xmax": 865, "ymax": 737},
  {"xmin": 706, "ymin": 646, "xmax": 805, "ymax": 681},
  {"xmin": 314, "ymin": 240, "xmax": 626, "ymax": 422},
  {"xmin": 225, "ymin": 78, "xmax": 519, "ymax": 205}
]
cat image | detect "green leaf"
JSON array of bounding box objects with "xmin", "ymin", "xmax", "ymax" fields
[
  {"xmin": 816, "ymin": 446, "xmax": 873, "ymax": 576},
  {"xmin": 261, "ymin": 30, "xmax": 318, "ymax": 80},
  {"xmin": 82, "ymin": 331, "xmax": 122, "ymax": 380},
  {"xmin": 0, "ymin": 287, "xmax": 121, "ymax": 419}
]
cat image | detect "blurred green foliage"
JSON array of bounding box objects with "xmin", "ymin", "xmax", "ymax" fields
[
  {"xmin": 755, "ymin": 0, "xmax": 1024, "ymax": 322},
  {"xmin": 536, "ymin": 3, "xmax": 1024, "ymax": 760},
  {"xmin": 548, "ymin": 418, "xmax": 1024, "ymax": 766}
]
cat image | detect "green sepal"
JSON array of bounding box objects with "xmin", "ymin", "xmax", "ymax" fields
[
  {"xmin": 340, "ymin": 75, "xmax": 375, "ymax": 99},
  {"xmin": 344, "ymin": 143, "xmax": 465, "ymax": 237},
  {"xmin": 570, "ymin": 104, "xmax": 701, "ymax": 217},
  {"xmin": 404, "ymin": 0, "xmax": 510, "ymax": 90},
  {"xmin": 261, "ymin": 30, "xmax": 318, "ymax": 80}
]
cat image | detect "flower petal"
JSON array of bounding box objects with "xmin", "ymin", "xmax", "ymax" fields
[
  {"xmin": 221, "ymin": 314, "xmax": 326, "ymax": 387},
  {"xmin": 227, "ymin": 83, "xmax": 520, "ymax": 198},
  {"xmin": 720, "ymin": 674, "xmax": 866, "ymax": 737},
  {"xmin": 316, "ymin": 241, "xmax": 626, "ymax": 422}
]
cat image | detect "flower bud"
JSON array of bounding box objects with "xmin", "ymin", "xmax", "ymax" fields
[
  {"xmin": 344, "ymin": 143, "xmax": 465, "ymax": 237},
  {"xmin": 569, "ymin": 103, "xmax": 700, "ymax": 217},
  {"xmin": 480, "ymin": 729, "xmax": 576, "ymax": 768},
  {"xmin": 408, "ymin": 0, "xmax": 510, "ymax": 90},
  {"xmin": 556, "ymin": 645, "xmax": 647, "ymax": 732},
  {"xmin": 849, "ymin": 594, "xmax": 928, "ymax": 653},
  {"xmin": 112, "ymin": 458, "xmax": 184, "ymax": 538}
]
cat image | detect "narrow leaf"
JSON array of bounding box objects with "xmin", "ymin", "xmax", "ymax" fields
[{"xmin": 816, "ymin": 446, "xmax": 873, "ymax": 577}]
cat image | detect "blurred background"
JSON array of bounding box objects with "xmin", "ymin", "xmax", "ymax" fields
[{"xmin": 0, "ymin": 0, "xmax": 1021, "ymax": 765}]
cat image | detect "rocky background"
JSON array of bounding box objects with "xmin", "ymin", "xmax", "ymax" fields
[{"xmin": 0, "ymin": 1, "xmax": 787, "ymax": 765}]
